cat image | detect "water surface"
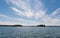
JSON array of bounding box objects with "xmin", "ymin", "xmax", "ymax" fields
[{"xmin": 0, "ymin": 27, "xmax": 60, "ymax": 38}]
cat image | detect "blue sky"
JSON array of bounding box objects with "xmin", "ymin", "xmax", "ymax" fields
[{"xmin": 0, "ymin": 0, "xmax": 60, "ymax": 26}]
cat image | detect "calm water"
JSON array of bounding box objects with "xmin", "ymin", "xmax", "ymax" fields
[{"xmin": 0, "ymin": 27, "xmax": 60, "ymax": 38}]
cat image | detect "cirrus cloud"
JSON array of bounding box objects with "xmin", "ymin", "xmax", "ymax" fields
[{"xmin": 3, "ymin": 0, "xmax": 60, "ymax": 26}]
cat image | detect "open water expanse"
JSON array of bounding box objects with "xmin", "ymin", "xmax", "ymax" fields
[{"xmin": 0, "ymin": 26, "xmax": 60, "ymax": 38}]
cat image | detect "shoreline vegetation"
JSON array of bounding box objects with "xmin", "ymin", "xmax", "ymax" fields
[{"xmin": 0, "ymin": 24, "xmax": 60, "ymax": 27}]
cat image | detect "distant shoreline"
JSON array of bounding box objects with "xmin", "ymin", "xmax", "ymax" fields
[{"xmin": 0, "ymin": 25, "xmax": 60, "ymax": 27}]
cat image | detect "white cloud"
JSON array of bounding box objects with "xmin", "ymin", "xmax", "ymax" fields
[
  {"xmin": 0, "ymin": 21, "xmax": 27, "ymax": 25},
  {"xmin": 35, "ymin": 0, "xmax": 44, "ymax": 10},
  {"xmin": 11, "ymin": 7, "xmax": 25, "ymax": 16},
  {"xmin": 6, "ymin": 0, "xmax": 44, "ymax": 18},
  {"xmin": 24, "ymin": 10, "xmax": 34, "ymax": 18},
  {"xmin": 51, "ymin": 8, "xmax": 60, "ymax": 16},
  {"xmin": 0, "ymin": 14, "xmax": 40, "ymax": 26},
  {"xmin": 0, "ymin": 22, "xmax": 15, "ymax": 25},
  {"xmin": 35, "ymin": 10, "xmax": 45, "ymax": 19},
  {"xmin": 0, "ymin": 14, "xmax": 24, "ymax": 21},
  {"xmin": 11, "ymin": 7, "xmax": 34, "ymax": 18},
  {"xmin": 0, "ymin": 14, "xmax": 12, "ymax": 19},
  {"xmin": 5, "ymin": 0, "xmax": 60, "ymax": 26},
  {"xmin": 0, "ymin": 21, "xmax": 40, "ymax": 26},
  {"xmin": 50, "ymin": 8, "xmax": 60, "ymax": 19},
  {"xmin": 52, "ymin": 19, "xmax": 60, "ymax": 24},
  {"xmin": 8, "ymin": 0, "xmax": 30, "ymax": 10}
]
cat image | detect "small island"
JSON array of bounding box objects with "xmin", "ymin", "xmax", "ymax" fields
[
  {"xmin": 37, "ymin": 24, "xmax": 45, "ymax": 27},
  {"xmin": 0, "ymin": 24, "xmax": 46, "ymax": 27},
  {"xmin": 12, "ymin": 24, "xmax": 23, "ymax": 27}
]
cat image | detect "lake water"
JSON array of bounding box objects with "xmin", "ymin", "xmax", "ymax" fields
[{"xmin": 0, "ymin": 27, "xmax": 60, "ymax": 38}]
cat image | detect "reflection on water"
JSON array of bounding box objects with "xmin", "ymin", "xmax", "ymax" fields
[{"xmin": 0, "ymin": 27, "xmax": 60, "ymax": 38}]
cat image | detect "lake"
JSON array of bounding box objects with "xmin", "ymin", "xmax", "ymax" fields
[{"xmin": 0, "ymin": 26, "xmax": 60, "ymax": 38}]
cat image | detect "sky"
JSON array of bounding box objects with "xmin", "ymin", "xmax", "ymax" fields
[{"xmin": 0, "ymin": 0, "xmax": 60, "ymax": 26}]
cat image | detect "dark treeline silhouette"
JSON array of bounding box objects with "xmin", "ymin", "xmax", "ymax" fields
[
  {"xmin": 0, "ymin": 24, "xmax": 60, "ymax": 27},
  {"xmin": 37, "ymin": 24, "xmax": 45, "ymax": 27},
  {"xmin": 0, "ymin": 24, "xmax": 23, "ymax": 27},
  {"xmin": 12, "ymin": 24, "xmax": 22, "ymax": 27},
  {"xmin": 0, "ymin": 24, "xmax": 46, "ymax": 27}
]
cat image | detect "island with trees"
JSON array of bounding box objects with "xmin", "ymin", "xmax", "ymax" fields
[
  {"xmin": 12, "ymin": 24, "xmax": 23, "ymax": 27},
  {"xmin": 0, "ymin": 24, "xmax": 46, "ymax": 27},
  {"xmin": 37, "ymin": 24, "xmax": 45, "ymax": 27}
]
